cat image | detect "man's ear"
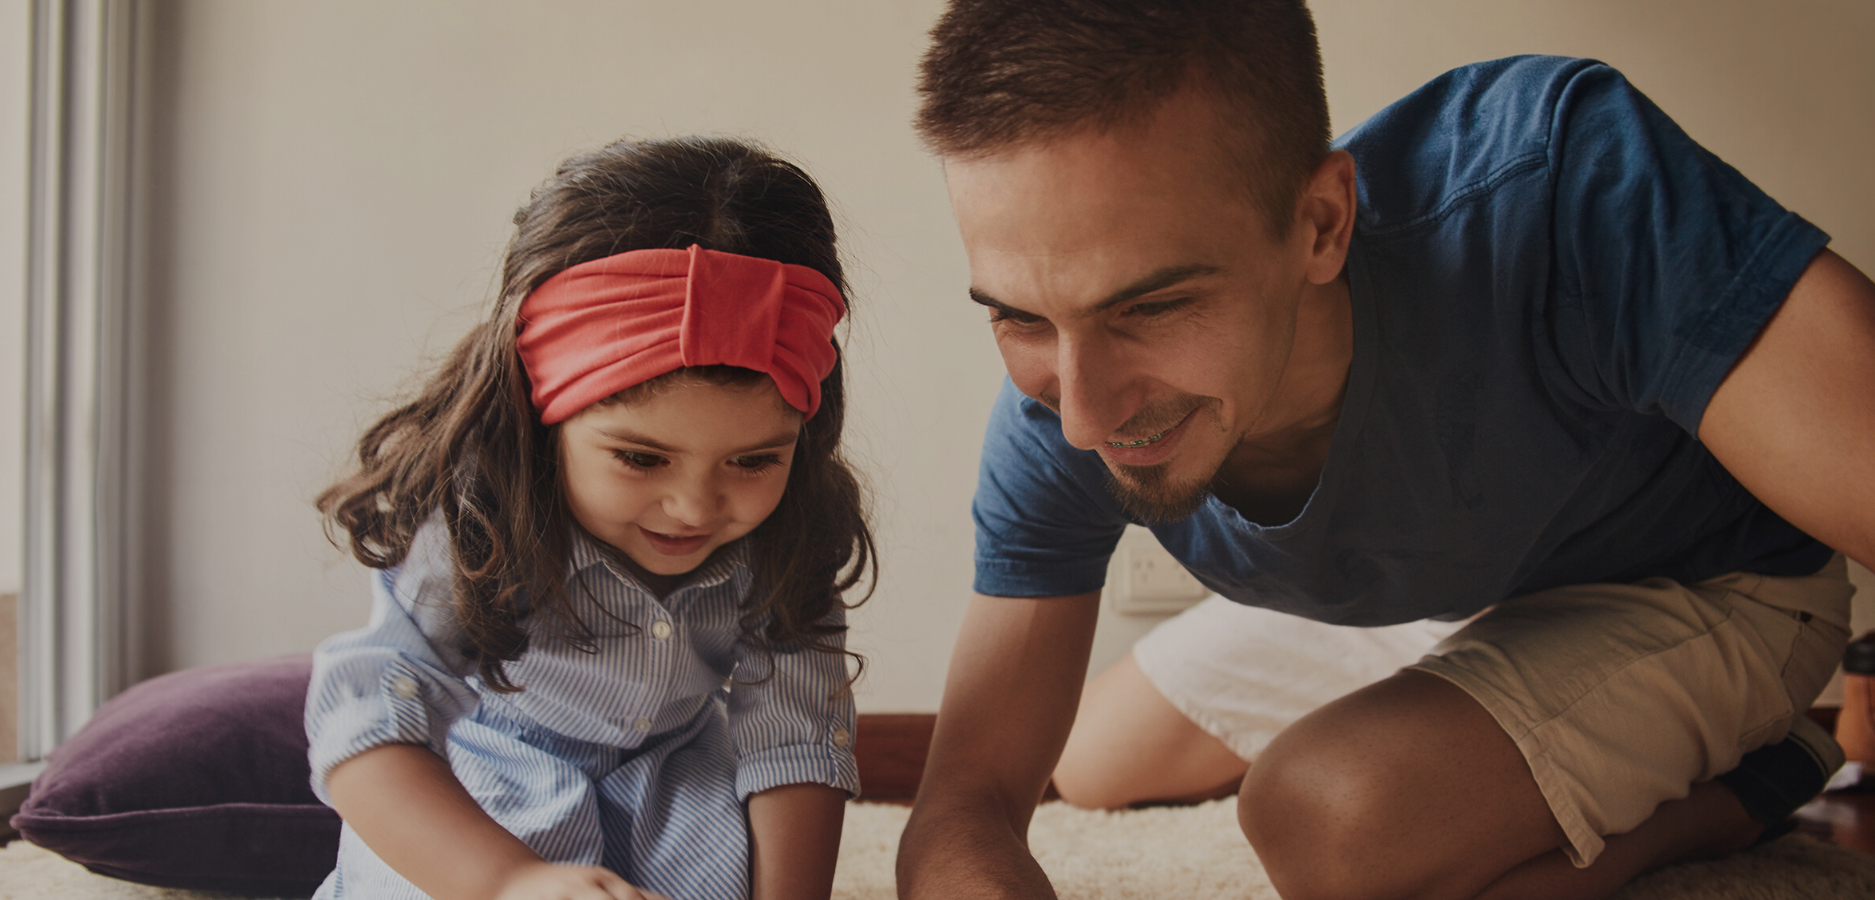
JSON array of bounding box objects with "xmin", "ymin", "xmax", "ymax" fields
[{"xmin": 1299, "ymin": 150, "xmax": 1357, "ymax": 286}]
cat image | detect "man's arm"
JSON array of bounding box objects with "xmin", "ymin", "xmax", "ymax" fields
[
  {"xmin": 897, "ymin": 591, "xmax": 1102, "ymax": 900},
  {"xmin": 1700, "ymin": 249, "xmax": 1875, "ymax": 571}
]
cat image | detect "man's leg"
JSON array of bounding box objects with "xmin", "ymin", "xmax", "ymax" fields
[
  {"xmin": 1238, "ymin": 561, "xmax": 1853, "ymax": 900},
  {"xmin": 1239, "ymin": 671, "xmax": 1764, "ymax": 900},
  {"xmin": 1054, "ymin": 651, "xmax": 1248, "ymax": 808},
  {"xmin": 1056, "ymin": 596, "xmax": 1460, "ymax": 809}
]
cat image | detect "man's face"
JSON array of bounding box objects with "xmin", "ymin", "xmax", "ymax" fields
[{"xmin": 944, "ymin": 91, "xmax": 1325, "ymax": 521}]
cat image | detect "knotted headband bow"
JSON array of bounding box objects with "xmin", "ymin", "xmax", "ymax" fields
[{"xmin": 516, "ymin": 244, "xmax": 846, "ymax": 424}]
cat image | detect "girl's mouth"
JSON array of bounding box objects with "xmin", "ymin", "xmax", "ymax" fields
[{"xmin": 639, "ymin": 527, "xmax": 711, "ymax": 556}]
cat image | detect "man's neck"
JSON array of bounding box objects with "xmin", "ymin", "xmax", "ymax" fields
[{"xmin": 1211, "ymin": 273, "xmax": 1354, "ymax": 525}]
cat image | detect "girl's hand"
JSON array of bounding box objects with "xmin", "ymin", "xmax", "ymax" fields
[{"xmin": 492, "ymin": 861, "xmax": 675, "ymax": 900}]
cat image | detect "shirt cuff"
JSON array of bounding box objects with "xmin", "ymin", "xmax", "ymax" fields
[
  {"xmin": 305, "ymin": 657, "xmax": 469, "ymax": 805},
  {"xmin": 734, "ymin": 724, "xmax": 861, "ymax": 801}
]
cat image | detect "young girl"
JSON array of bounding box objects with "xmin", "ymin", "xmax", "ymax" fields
[{"xmin": 305, "ymin": 137, "xmax": 874, "ymax": 900}]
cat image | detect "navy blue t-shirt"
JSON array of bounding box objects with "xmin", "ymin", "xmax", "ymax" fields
[{"xmin": 971, "ymin": 56, "xmax": 1833, "ymax": 625}]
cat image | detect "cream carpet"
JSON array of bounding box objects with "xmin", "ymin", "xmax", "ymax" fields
[{"xmin": 4, "ymin": 800, "xmax": 1874, "ymax": 899}]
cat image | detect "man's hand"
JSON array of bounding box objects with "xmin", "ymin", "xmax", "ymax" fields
[
  {"xmin": 490, "ymin": 862, "xmax": 672, "ymax": 900},
  {"xmin": 896, "ymin": 591, "xmax": 1102, "ymax": 899}
]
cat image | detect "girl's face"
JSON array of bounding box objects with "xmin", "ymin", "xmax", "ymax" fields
[{"xmin": 559, "ymin": 378, "xmax": 801, "ymax": 576}]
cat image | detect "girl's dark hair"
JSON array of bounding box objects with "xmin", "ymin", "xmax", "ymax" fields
[{"xmin": 317, "ymin": 136, "xmax": 875, "ymax": 691}]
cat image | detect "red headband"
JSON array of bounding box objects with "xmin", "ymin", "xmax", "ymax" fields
[{"xmin": 516, "ymin": 244, "xmax": 846, "ymax": 424}]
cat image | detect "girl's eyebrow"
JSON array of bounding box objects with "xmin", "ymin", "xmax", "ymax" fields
[{"xmin": 594, "ymin": 427, "xmax": 800, "ymax": 454}]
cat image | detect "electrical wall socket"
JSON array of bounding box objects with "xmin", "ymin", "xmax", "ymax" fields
[{"xmin": 1105, "ymin": 527, "xmax": 1211, "ymax": 615}]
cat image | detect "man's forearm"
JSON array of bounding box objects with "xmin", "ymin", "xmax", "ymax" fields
[
  {"xmin": 896, "ymin": 592, "xmax": 1102, "ymax": 899},
  {"xmin": 897, "ymin": 788, "xmax": 1057, "ymax": 900}
]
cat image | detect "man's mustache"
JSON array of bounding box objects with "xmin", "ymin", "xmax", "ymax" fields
[{"xmin": 1038, "ymin": 391, "xmax": 1210, "ymax": 442}]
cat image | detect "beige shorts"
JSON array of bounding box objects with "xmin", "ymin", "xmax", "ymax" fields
[
  {"xmin": 1134, "ymin": 557, "xmax": 1854, "ymax": 868},
  {"xmin": 1411, "ymin": 556, "xmax": 1853, "ymax": 866}
]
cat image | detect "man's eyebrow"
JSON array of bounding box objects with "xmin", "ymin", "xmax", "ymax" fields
[
  {"xmin": 967, "ymin": 264, "xmax": 1222, "ymax": 320},
  {"xmin": 968, "ymin": 289, "xmax": 1026, "ymax": 316},
  {"xmin": 594, "ymin": 428, "xmax": 799, "ymax": 454}
]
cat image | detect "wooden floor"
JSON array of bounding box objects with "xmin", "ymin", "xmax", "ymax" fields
[
  {"xmin": 858, "ymin": 712, "xmax": 1875, "ymax": 856},
  {"xmin": 1795, "ymin": 786, "xmax": 1875, "ymax": 854},
  {"xmin": 1792, "ymin": 705, "xmax": 1875, "ymax": 853}
]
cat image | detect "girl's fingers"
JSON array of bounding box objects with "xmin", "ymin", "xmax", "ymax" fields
[
  {"xmin": 493, "ymin": 861, "xmax": 654, "ymax": 900},
  {"xmin": 588, "ymin": 867, "xmax": 663, "ymax": 900}
]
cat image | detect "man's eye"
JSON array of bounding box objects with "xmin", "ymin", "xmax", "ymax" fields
[
  {"xmin": 989, "ymin": 307, "xmax": 1042, "ymax": 325},
  {"xmin": 731, "ymin": 454, "xmax": 784, "ymax": 472},
  {"xmin": 1126, "ymin": 298, "xmax": 1187, "ymax": 318},
  {"xmin": 611, "ymin": 450, "xmax": 665, "ymax": 469}
]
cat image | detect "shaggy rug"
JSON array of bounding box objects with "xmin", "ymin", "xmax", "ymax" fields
[{"xmin": 4, "ymin": 800, "xmax": 1874, "ymax": 899}]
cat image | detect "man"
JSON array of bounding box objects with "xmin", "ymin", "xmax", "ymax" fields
[{"xmin": 896, "ymin": 2, "xmax": 1875, "ymax": 899}]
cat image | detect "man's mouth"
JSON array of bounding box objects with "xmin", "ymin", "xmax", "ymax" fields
[{"xmin": 1105, "ymin": 431, "xmax": 1167, "ymax": 449}]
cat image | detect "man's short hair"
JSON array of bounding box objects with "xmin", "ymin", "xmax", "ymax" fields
[{"xmin": 916, "ymin": 0, "xmax": 1331, "ymax": 235}]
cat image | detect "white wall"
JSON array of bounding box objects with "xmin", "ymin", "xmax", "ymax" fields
[
  {"xmin": 134, "ymin": 0, "xmax": 1873, "ymax": 713},
  {"xmin": 134, "ymin": 0, "xmax": 989, "ymax": 713}
]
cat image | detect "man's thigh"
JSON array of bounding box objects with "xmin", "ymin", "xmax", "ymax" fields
[{"xmin": 1410, "ymin": 557, "xmax": 1854, "ymax": 866}]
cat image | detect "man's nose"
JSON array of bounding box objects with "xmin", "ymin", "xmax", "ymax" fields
[{"xmin": 1053, "ymin": 334, "xmax": 1133, "ymax": 451}]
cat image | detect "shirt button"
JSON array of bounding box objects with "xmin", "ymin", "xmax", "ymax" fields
[
  {"xmin": 634, "ymin": 717, "xmax": 652, "ymax": 733},
  {"xmin": 831, "ymin": 728, "xmax": 851, "ymax": 748},
  {"xmin": 389, "ymin": 676, "xmax": 420, "ymax": 699},
  {"xmin": 651, "ymin": 620, "xmax": 673, "ymax": 640}
]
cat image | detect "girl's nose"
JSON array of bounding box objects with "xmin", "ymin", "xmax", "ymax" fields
[{"xmin": 662, "ymin": 476, "xmax": 723, "ymax": 527}]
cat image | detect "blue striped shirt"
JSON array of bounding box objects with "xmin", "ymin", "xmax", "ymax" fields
[{"xmin": 305, "ymin": 519, "xmax": 860, "ymax": 807}]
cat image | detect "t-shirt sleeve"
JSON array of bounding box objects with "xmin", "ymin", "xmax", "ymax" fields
[
  {"xmin": 972, "ymin": 379, "xmax": 1131, "ymax": 597},
  {"xmin": 1544, "ymin": 61, "xmax": 1830, "ymax": 434}
]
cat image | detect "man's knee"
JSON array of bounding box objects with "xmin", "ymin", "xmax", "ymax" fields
[
  {"xmin": 1237, "ymin": 731, "xmax": 1405, "ymax": 900},
  {"xmin": 1237, "ymin": 672, "xmax": 1564, "ymax": 900}
]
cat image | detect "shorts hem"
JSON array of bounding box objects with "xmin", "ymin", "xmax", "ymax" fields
[{"xmin": 1407, "ymin": 659, "xmax": 1605, "ymax": 867}]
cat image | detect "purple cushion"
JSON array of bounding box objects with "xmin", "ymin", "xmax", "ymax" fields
[{"xmin": 10, "ymin": 654, "xmax": 341, "ymax": 896}]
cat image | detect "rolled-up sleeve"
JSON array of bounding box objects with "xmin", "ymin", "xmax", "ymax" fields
[
  {"xmin": 305, "ymin": 527, "xmax": 482, "ymax": 806},
  {"xmin": 724, "ymin": 603, "xmax": 860, "ymax": 801}
]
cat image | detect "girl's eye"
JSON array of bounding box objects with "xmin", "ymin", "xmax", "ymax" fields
[
  {"xmin": 611, "ymin": 449, "xmax": 666, "ymax": 469},
  {"xmin": 731, "ymin": 454, "xmax": 784, "ymax": 473}
]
